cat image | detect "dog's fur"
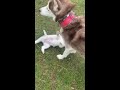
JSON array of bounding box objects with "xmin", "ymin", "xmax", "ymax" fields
[
  {"xmin": 35, "ymin": 30, "xmax": 65, "ymax": 54},
  {"xmin": 40, "ymin": 0, "xmax": 85, "ymax": 59}
]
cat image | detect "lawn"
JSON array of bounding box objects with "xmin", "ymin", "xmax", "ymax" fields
[{"xmin": 35, "ymin": 0, "xmax": 85, "ymax": 90}]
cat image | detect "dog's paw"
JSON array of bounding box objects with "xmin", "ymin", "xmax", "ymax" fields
[
  {"xmin": 57, "ymin": 54, "xmax": 64, "ymax": 60},
  {"xmin": 41, "ymin": 48, "xmax": 45, "ymax": 54},
  {"xmin": 70, "ymin": 50, "xmax": 76, "ymax": 53}
]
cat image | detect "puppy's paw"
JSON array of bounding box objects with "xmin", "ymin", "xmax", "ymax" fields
[
  {"xmin": 57, "ymin": 54, "xmax": 64, "ymax": 60},
  {"xmin": 41, "ymin": 48, "xmax": 45, "ymax": 54}
]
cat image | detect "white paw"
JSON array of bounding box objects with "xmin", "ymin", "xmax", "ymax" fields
[
  {"xmin": 41, "ymin": 48, "xmax": 45, "ymax": 54},
  {"xmin": 57, "ymin": 54, "xmax": 64, "ymax": 60},
  {"xmin": 71, "ymin": 50, "xmax": 76, "ymax": 53}
]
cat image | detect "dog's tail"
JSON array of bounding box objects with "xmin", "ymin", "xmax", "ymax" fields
[{"xmin": 43, "ymin": 30, "xmax": 47, "ymax": 35}]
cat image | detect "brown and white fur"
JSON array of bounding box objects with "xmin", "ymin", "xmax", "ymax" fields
[{"xmin": 39, "ymin": 0, "xmax": 85, "ymax": 59}]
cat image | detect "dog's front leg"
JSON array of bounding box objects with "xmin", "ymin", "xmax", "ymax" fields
[{"xmin": 57, "ymin": 48, "xmax": 71, "ymax": 60}]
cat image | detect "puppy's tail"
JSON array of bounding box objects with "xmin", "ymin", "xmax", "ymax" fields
[{"xmin": 43, "ymin": 30, "xmax": 47, "ymax": 35}]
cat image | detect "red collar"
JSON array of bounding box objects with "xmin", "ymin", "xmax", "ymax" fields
[{"xmin": 59, "ymin": 13, "xmax": 75, "ymax": 28}]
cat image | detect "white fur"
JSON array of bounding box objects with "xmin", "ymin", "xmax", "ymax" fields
[
  {"xmin": 35, "ymin": 30, "xmax": 65, "ymax": 54},
  {"xmin": 40, "ymin": 1, "xmax": 56, "ymax": 21}
]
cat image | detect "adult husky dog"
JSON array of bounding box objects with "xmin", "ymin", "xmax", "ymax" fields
[{"xmin": 39, "ymin": 0, "xmax": 85, "ymax": 59}]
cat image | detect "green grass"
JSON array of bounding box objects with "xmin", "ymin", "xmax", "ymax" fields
[{"xmin": 35, "ymin": 0, "xmax": 85, "ymax": 90}]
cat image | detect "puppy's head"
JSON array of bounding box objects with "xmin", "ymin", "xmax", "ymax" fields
[{"xmin": 39, "ymin": 0, "xmax": 75, "ymax": 21}]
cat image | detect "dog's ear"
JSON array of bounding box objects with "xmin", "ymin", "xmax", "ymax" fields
[
  {"xmin": 55, "ymin": 0, "xmax": 62, "ymax": 10},
  {"xmin": 53, "ymin": 0, "xmax": 60, "ymax": 12},
  {"xmin": 55, "ymin": 1, "xmax": 76, "ymax": 22}
]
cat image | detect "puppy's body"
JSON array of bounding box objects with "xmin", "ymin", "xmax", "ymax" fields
[
  {"xmin": 35, "ymin": 30, "xmax": 65, "ymax": 54},
  {"xmin": 39, "ymin": 0, "xmax": 85, "ymax": 59}
]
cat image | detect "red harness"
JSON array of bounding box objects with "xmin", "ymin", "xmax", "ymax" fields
[{"xmin": 59, "ymin": 13, "xmax": 75, "ymax": 28}]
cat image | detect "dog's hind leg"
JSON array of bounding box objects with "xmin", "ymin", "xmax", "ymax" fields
[{"xmin": 41, "ymin": 44, "xmax": 50, "ymax": 54}]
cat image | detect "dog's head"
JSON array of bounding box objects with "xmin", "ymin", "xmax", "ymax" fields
[{"xmin": 39, "ymin": 0, "xmax": 75, "ymax": 22}]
